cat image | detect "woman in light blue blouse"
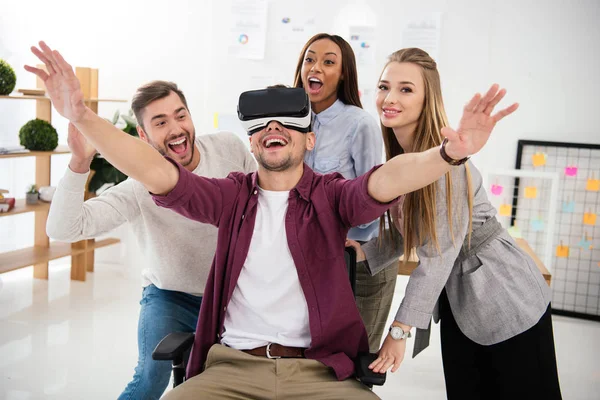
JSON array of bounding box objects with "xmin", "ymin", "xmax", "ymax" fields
[{"xmin": 293, "ymin": 33, "xmax": 397, "ymax": 352}]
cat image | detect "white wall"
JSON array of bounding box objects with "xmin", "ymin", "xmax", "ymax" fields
[{"xmin": 1, "ymin": 0, "xmax": 599, "ymax": 265}]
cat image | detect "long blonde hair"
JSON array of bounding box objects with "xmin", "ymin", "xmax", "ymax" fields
[{"xmin": 378, "ymin": 48, "xmax": 473, "ymax": 257}]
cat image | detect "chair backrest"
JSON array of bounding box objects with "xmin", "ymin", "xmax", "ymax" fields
[{"xmin": 344, "ymin": 246, "xmax": 357, "ymax": 295}]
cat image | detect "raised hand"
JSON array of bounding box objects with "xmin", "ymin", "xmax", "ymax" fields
[
  {"xmin": 67, "ymin": 122, "xmax": 96, "ymax": 160},
  {"xmin": 443, "ymin": 84, "xmax": 519, "ymax": 160},
  {"xmin": 67, "ymin": 122, "xmax": 97, "ymax": 173},
  {"xmin": 24, "ymin": 41, "xmax": 87, "ymax": 122}
]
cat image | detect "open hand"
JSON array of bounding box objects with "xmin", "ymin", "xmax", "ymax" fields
[
  {"xmin": 369, "ymin": 333, "xmax": 407, "ymax": 374},
  {"xmin": 67, "ymin": 122, "xmax": 96, "ymax": 161},
  {"xmin": 443, "ymin": 84, "xmax": 518, "ymax": 160},
  {"xmin": 24, "ymin": 41, "xmax": 88, "ymax": 122}
]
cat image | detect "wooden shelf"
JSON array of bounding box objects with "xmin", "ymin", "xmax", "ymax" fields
[
  {"xmin": 0, "ymin": 199, "xmax": 50, "ymax": 218},
  {"xmin": 0, "ymin": 94, "xmax": 51, "ymax": 101},
  {"xmin": 1, "ymin": 65, "xmax": 122, "ymax": 281},
  {"xmin": 0, "ymin": 95, "xmax": 127, "ymax": 103},
  {"xmin": 0, "ymin": 238, "xmax": 120, "ymax": 274},
  {"xmin": 88, "ymin": 237, "xmax": 121, "ymax": 251},
  {"xmin": 0, "ymin": 146, "xmax": 70, "ymax": 159}
]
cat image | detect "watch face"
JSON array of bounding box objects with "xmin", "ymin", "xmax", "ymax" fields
[{"xmin": 390, "ymin": 326, "xmax": 403, "ymax": 340}]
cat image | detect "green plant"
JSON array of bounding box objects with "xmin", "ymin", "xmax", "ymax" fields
[
  {"xmin": 0, "ymin": 59, "xmax": 17, "ymax": 95},
  {"xmin": 27, "ymin": 184, "xmax": 38, "ymax": 194},
  {"xmin": 88, "ymin": 110, "xmax": 138, "ymax": 193},
  {"xmin": 19, "ymin": 119, "xmax": 59, "ymax": 151}
]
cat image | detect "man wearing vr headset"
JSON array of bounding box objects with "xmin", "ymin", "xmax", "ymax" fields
[
  {"xmin": 27, "ymin": 42, "xmax": 517, "ymax": 399},
  {"xmin": 45, "ymin": 80, "xmax": 256, "ymax": 400}
]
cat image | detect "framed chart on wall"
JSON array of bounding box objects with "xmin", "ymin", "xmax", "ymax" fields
[{"xmin": 515, "ymin": 140, "xmax": 600, "ymax": 321}]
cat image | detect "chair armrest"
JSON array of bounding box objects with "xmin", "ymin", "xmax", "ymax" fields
[
  {"xmin": 355, "ymin": 353, "xmax": 387, "ymax": 386},
  {"xmin": 152, "ymin": 332, "xmax": 195, "ymax": 361}
]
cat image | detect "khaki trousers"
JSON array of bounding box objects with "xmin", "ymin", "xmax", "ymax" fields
[{"xmin": 163, "ymin": 344, "xmax": 380, "ymax": 400}]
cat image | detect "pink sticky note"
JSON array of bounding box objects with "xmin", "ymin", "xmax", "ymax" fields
[
  {"xmin": 565, "ymin": 166, "xmax": 578, "ymax": 177},
  {"xmin": 491, "ymin": 184, "xmax": 503, "ymax": 196}
]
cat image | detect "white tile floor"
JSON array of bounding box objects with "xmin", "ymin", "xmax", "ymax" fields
[{"xmin": 1, "ymin": 258, "xmax": 599, "ymax": 400}]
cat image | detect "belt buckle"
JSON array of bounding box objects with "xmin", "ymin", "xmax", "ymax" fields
[{"xmin": 266, "ymin": 342, "xmax": 281, "ymax": 359}]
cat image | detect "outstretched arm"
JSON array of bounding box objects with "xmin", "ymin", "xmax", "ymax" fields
[
  {"xmin": 367, "ymin": 84, "xmax": 518, "ymax": 203},
  {"xmin": 25, "ymin": 41, "xmax": 178, "ymax": 195}
]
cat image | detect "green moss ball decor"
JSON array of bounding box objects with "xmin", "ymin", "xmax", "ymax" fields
[
  {"xmin": 19, "ymin": 119, "xmax": 59, "ymax": 151},
  {"xmin": 0, "ymin": 59, "xmax": 17, "ymax": 95}
]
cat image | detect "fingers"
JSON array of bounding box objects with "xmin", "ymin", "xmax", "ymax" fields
[
  {"xmin": 463, "ymin": 93, "xmax": 482, "ymax": 113},
  {"xmin": 369, "ymin": 354, "xmax": 399, "ymax": 374},
  {"xmin": 474, "ymin": 84, "xmax": 499, "ymax": 113},
  {"xmin": 24, "ymin": 65, "xmax": 49, "ymax": 81},
  {"xmin": 368, "ymin": 355, "xmax": 388, "ymax": 373},
  {"xmin": 53, "ymin": 49, "xmax": 74, "ymax": 77},
  {"xmin": 30, "ymin": 45, "xmax": 56, "ymax": 75},
  {"xmin": 345, "ymin": 239, "xmax": 358, "ymax": 249},
  {"xmin": 483, "ymin": 88, "xmax": 507, "ymax": 115},
  {"xmin": 68, "ymin": 122, "xmax": 79, "ymax": 136},
  {"xmin": 492, "ymin": 103, "xmax": 519, "ymax": 122},
  {"xmin": 38, "ymin": 41, "xmax": 60, "ymax": 76}
]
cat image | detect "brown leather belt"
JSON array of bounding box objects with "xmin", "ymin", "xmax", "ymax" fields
[{"xmin": 242, "ymin": 343, "xmax": 306, "ymax": 359}]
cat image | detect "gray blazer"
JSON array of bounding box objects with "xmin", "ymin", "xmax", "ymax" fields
[{"xmin": 363, "ymin": 161, "xmax": 551, "ymax": 355}]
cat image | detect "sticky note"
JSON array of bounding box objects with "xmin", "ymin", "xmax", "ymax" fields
[
  {"xmin": 507, "ymin": 225, "xmax": 522, "ymax": 238},
  {"xmin": 586, "ymin": 179, "xmax": 600, "ymax": 192},
  {"xmin": 584, "ymin": 212, "xmax": 597, "ymax": 226},
  {"xmin": 564, "ymin": 166, "xmax": 578, "ymax": 177},
  {"xmin": 556, "ymin": 245, "xmax": 569, "ymax": 258},
  {"xmin": 499, "ymin": 204, "xmax": 512, "ymax": 217},
  {"xmin": 491, "ymin": 184, "xmax": 503, "ymax": 196},
  {"xmin": 562, "ymin": 201, "xmax": 575, "ymax": 213},
  {"xmin": 524, "ymin": 187, "xmax": 537, "ymax": 199},
  {"xmin": 532, "ymin": 152, "xmax": 547, "ymax": 167},
  {"xmin": 578, "ymin": 236, "xmax": 593, "ymax": 250},
  {"xmin": 531, "ymin": 218, "xmax": 545, "ymax": 232}
]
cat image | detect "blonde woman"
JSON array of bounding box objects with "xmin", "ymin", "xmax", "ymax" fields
[{"xmin": 352, "ymin": 48, "xmax": 561, "ymax": 399}]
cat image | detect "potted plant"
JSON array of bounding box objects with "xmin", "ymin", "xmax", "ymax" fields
[
  {"xmin": 26, "ymin": 184, "xmax": 39, "ymax": 205},
  {"xmin": 18, "ymin": 119, "xmax": 59, "ymax": 151},
  {"xmin": 0, "ymin": 59, "xmax": 17, "ymax": 95}
]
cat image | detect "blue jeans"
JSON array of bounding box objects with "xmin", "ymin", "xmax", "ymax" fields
[{"xmin": 118, "ymin": 284, "xmax": 202, "ymax": 400}]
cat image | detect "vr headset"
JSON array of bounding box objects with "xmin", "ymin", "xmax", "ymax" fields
[{"xmin": 238, "ymin": 87, "xmax": 312, "ymax": 135}]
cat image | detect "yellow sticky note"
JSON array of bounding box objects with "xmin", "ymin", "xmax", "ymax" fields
[
  {"xmin": 524, "ymin": 187, "xmax": 537, "ymax": 199},
  {"xmin": 556, "ymin": 245, "xmax": 569, "ymax": 258},
  {"xmin": 584, "ymin": 212, "xmax": 597, "ymax": 226},
  {"xmin": 213, "ymin": 112, "xmax": 219, "ymax": 129},
  {"xmin": 499, "ymin": 204, "xmax": 512, "ymax": 216},
  {"xmin": 586, "ymin": 179, "xmax": 600, "ymax": 192},
  {"xmin": 532, "ymin": 152, "xmax": 547, "ymax": 167}
]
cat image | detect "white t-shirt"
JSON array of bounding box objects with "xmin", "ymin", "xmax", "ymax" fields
[{"xmin": 221, "ymin": 187, "xmax": 311, "ymax": 349}]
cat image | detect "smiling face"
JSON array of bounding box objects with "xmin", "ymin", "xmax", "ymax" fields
[
  {"xmin": 300, "ymin": 39, "xmax": 343, "ymax": 114},
  {"xmin": 375, "ymin": 61, "xmax": 425, "ymax": 148},
  {"xmin": 249, "ymin": 121, "xmax": 315, "ymax": 172},
  {"xmin": 137, "ymin": 91, "xmax": 198, "ymax": 169}
]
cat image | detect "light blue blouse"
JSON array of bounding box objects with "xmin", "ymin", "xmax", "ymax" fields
[{"xmin": 304, "ymin": 99, "xmax": 383, "ymax": 241}]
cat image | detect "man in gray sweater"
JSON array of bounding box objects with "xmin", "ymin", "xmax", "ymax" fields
[{"xmin": 45, "ymin": 81, "xmax": 257, "ymax": 400}]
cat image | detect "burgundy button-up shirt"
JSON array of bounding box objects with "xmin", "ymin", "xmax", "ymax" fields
[{"xmin": 153, "ymin": 160, "xmax": 396, "ymax": 380}]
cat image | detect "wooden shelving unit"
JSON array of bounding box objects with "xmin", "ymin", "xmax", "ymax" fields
[{"xmin": 0, "ymin": 66, "xmax": 126, "ymax": 281}]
